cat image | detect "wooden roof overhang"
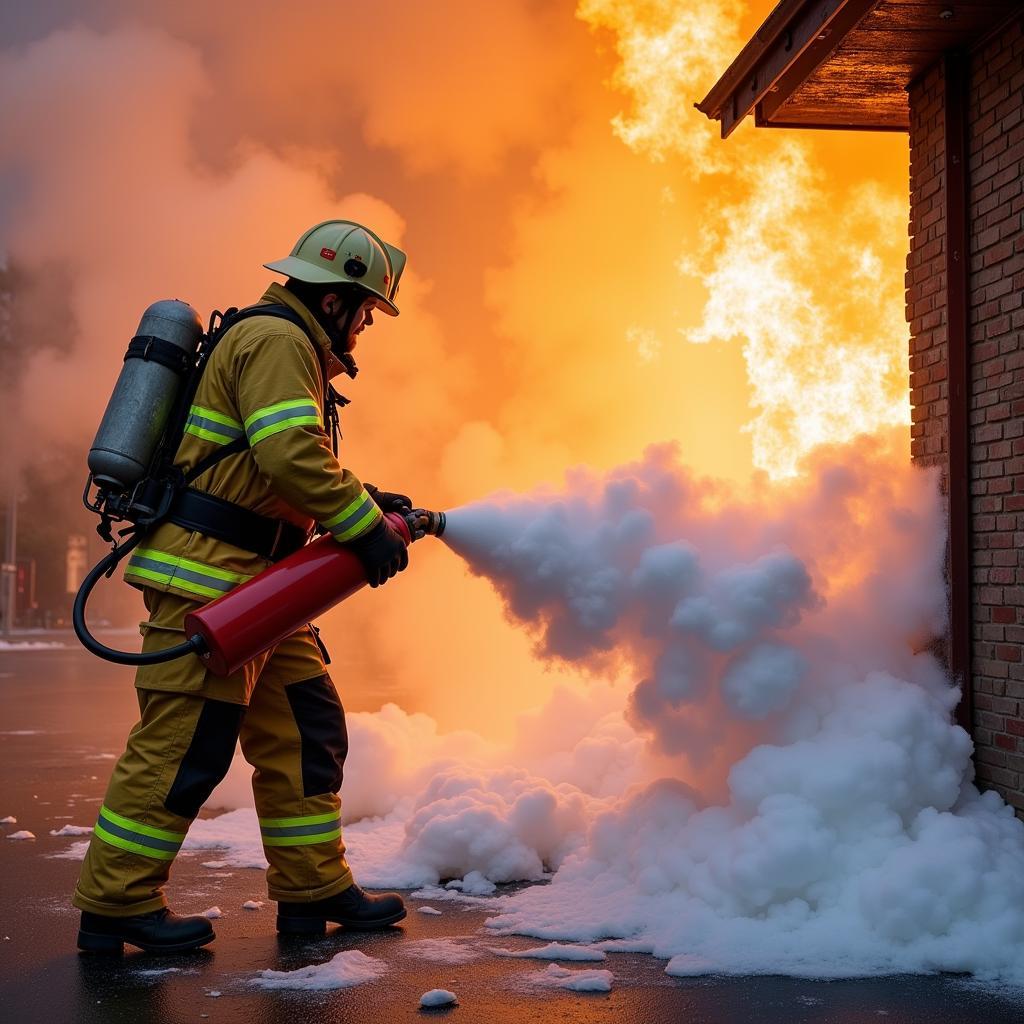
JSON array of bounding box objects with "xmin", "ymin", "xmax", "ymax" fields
[{"xmin": 696, "ymin": 0, "xmax": 1022, "ymax": 137}]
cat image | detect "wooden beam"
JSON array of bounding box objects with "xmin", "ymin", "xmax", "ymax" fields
[{"xmin": 717, "ymin": 0, "xmax": 880, "ymax": 137}]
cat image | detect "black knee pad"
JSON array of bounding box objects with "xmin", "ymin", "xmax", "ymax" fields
[
  {"xmin": 164, "ymin": 699, "xmax": 246, "ymax": 819},
  {"xmin": 285, "ymin": 674, "xmax": 348, "ymax": 796}
]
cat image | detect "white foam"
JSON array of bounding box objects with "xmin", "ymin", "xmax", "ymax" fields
[
  {"xmin": 6, "ymin": 830, "xmax": 35, "ymax": 840},
  {"xmin": 252, "ymin": 950, "xmax": 386, "ymax": 990},
  {"xmin": 491, "ymin": 942, "xmax": 606, "ymax": 962},
  {"xmin": 401, "ymin": 938, "xmax": 481, "ymax": 965},
  {"xmin": 419, "ymin": 989, "xmax": 458, "ymax": 1007},
  {"xmin": 532, "ymin": 964, "xmax": 613, "ymax": 992}
]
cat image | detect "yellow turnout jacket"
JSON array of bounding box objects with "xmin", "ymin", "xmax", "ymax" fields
[{"xmin": 124, "ymin": 283, "xmax": 382, "ymax": 602}]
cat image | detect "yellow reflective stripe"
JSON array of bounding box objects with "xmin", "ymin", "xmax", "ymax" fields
[
  {"xmin": 100, "ymin": 805, "xmax": 186, "ymax": 843},
  {"xmin": 262, "ymin": 828, "xmax": 342, "ymax": 848},
  {"xmin": 94, "ymin": 823, "xmax": 177, "ymax": 861},
  {"xmin": 332, "ymin": 505, "xmax": 381, "ymax": 542},
  {"xmin": 125, "ymin": 566, "xmax": 225, "ymax": 600},
  {"xmin": 322, "ymin": 491, "xmax": 369, "ymax": 530},
  {"xmin": 258, "ymin": 811, "xmax": 340, "ymax": 828},
  {"xmin": 320, "ymin": 486, "xmax": 383, "ymax": 542},
  {"xmin": 243, "ymin": 398, "xmax": 318, "ymax": 431},
  {"xmin": 126, "ymin": 548, "xmax": 253, "ymax": 600},
  {"xmin": 248, "ymin": 415, "xmax": 320, "ymax": 446},
  {"xmin": 132, "ymin": 548, "xmax": 249, "ymax": 584},
  {"xmin": 191, "ymin": 405, "xmax": 242, "ymax": 429}
]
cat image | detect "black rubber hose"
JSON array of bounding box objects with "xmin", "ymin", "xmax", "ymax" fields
[{"xmin": 73, "ymin": 534, "xmax": 206, "ymax": 666}]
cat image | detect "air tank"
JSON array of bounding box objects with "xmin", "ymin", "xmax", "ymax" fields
[{"xmin": 88, "ymin": 300, "xmax": 203, "ymax": 492}]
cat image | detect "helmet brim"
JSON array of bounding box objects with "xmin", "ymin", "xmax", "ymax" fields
[{"xmin": 264, "ymin": 257, "xmax": 400, "ymax": 316}]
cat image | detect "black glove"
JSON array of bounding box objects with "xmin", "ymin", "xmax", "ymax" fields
[
  {"xmin": 347, "ymin": 518, "xmax": 409, "ymax": 588},
  {"xmin": 365, "ymin": 483, "xmax": 413, "ymax": 513}
]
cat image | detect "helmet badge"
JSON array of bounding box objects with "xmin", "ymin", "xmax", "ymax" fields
[{"xmin": 320, "ymin": 247, "xmax": 337, "ymax": 261}]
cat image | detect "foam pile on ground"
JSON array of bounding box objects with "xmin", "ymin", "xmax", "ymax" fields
[
  {"xmin": 442, "ymin": 438, "xmax": 1024, "ymax": 984},
  {"xmin": 401, "ymin": 938, "xmax": 481, "ymax": 964},
  {"xmin": 0, "ymin": 640, "xmax": 64, "ymax": 651},
  {"xmin": 419, "ymin": 989, "xmax": 458, "ymax": 1007},
  {"xmin": 252, "ymin": 950, "xmax": 386, "ymax": 990},
  {"xmin": 6, "ymin": 830, "xmax": 35, "ymax": 840},
  {"xmin": 196, "ymin": 759, "xmax": 606, "ymax": 889},
  {"xmin": 49, "ymin": 824, "xmax": 92, "ymax": 836},
  {"xmin": 491, "ymin": 942, "xmax": 605, "ymax": 961},
  {"xmin": 531, "ymin": 965, "xmax": 613, "ymax": 992}
]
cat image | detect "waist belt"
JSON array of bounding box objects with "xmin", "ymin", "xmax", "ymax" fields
[{"xmin": 166, "ymin": 488, "xmax": 309, "ymax": 562}]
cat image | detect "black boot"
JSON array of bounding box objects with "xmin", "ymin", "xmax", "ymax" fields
[
  {"xmin": 277, "ymin": 884, "xmax": 406, "ymax": 934},
  {"xmin": 77, "ymin": 908, "xmax": 215, "ymax": 954}
]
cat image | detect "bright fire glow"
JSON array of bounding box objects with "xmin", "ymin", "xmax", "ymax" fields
[{"xmin": 578, "ymin": 0, "xmax": 911, "ymax": 478}]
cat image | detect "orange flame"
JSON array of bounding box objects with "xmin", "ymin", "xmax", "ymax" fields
[{"xmin": 578, "ymin": 0, "xmax": 911, "ymax": 478}]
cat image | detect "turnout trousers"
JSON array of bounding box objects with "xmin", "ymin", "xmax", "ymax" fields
[{"xmin": 73, "ymin": 590, "xmax": 353, "ymax": 917}]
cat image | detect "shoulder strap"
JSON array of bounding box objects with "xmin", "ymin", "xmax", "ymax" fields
[{"xmin": 186, "ymin": 303, "xmax": 343, "ymax": 482}]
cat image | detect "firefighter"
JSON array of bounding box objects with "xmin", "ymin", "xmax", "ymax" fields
[{"xmin": 74, "ymin": 221, "xmax": 412, "ymax": 954}]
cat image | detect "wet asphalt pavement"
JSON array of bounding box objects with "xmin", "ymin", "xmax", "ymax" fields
[{"xmin": 3, "ymin": 644, "xmax": 1024, "ymax": 1024}]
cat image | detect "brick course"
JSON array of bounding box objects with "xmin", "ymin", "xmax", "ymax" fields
[{"xmin": 908, "ymin": 14, "xmax": 1024, "ymax": 817}]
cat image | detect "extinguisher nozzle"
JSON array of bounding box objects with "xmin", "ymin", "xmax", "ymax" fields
[{"xmin": 405, "ymin": 508, "xmax": 446, "ymax": 540}]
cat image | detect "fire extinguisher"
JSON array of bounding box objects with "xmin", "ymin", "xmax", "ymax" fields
[
  {"xmin": 75, "ymin": 507, "xmax": 446, "ymax": 675},
  {"xmin": 185, "ymin": 509, "xmax": 445, "ymax": 676}
]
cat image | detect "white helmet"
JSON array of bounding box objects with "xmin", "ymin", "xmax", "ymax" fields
[{"xmin": 265, "ymin": 220, "xmax": 406, "ymax": 316}]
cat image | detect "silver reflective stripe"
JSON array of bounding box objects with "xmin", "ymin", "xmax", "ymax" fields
[
  {"xmin": 185, "ymin": 411, "xmax": 244, "ymax": 441},
  {"xmin": 96, "ymin": 810, "xmax": 181, "ymax": 854},
  {"xmin": 128, "ymin": 555, "xmax": 235, "ymax": 594},
  {"xmin": 322, "ymin": 490, "xmax": 381, "ymax": 542},
  {"xmin": 260, "ymin": 818, "xmax": 342, "ymax": 839},
  {"xmin": 244, "ymin": 399, "xmax": 321, "ymax": 445}
]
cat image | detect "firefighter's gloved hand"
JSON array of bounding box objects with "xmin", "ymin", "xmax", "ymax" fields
[
  {"xmin": 365, "ymin": 483, "xmax": 413, "ymax": 513},
  {"xmin": 348, "ymin": 518, "xmax": 409, "ymax": 588}
]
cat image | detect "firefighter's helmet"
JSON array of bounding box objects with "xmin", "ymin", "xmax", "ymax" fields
[{"xmin": 264, "ymin": 220, "xmax": 405, "ymax": 316}]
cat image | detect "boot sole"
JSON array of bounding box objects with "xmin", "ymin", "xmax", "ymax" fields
[
  {"xmin": 276, "ymin": 907, "xmax": 407, "ymax": 935},
  {"xmin": 77, "ymin": 928, "xmax": 215, "ymax": 955}
]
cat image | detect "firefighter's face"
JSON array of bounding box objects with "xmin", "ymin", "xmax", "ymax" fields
[{"xmin": 322, "ymin": 293, "xmax": 376, "ymax": 352}]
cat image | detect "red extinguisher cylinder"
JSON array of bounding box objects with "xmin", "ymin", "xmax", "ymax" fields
[{"xmin": 184, "ymin": 511, "xmax": 412, "ymax": 677}]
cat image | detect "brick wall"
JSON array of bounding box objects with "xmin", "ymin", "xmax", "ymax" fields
[
  {"xmin": 908, "ymin": 14, "xmax": 1024, "ymax": 818},
  {"xmin": 966, "ymin": 13, "xmax": 1024, "ymax": 815},
  {"xmin": 908, "ymin": 64, "xmax": 948, "ymax": 470}
]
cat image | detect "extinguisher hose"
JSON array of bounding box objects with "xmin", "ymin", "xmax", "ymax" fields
[{"xmin": 73, "ymin": 533, "xmax": 207, "ymax": 666}]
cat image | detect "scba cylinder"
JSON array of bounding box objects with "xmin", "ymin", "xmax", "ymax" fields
[{"xmin": 88, "ymin": 300, "xmax": 203, "ymax": 492}]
